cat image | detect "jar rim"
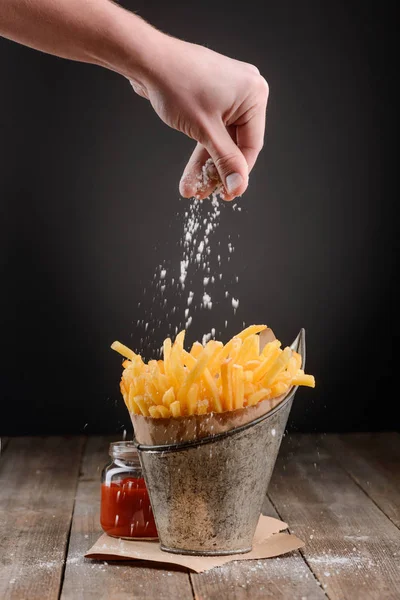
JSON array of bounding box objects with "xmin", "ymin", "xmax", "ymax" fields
[{"xmin": 109, "ymin": 441, "xmax": 140, "ymax": 462}]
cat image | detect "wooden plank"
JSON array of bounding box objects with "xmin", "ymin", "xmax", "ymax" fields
[
  {"xmin": 190, "ymin": 495, "xmax": 326, "ymax": 599},
  {"xmin": 322, "ymin": 433, "xmax": 400, "ymax": 528},
  {"xmin": 268, "ymin": 434, "xmax": 400, "ymax": 600},
  {"xmin": 61, "ymin": 435, "xmax": 194, "ymax": 600},
  {"xmin": 0, "ymin": 436, "xmax": 84, "ymax": 600}
]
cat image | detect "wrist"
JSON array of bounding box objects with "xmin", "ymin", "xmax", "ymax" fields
[{"xmin": 90, "ymin": 5, "xmax": 169, "ymax": 86}]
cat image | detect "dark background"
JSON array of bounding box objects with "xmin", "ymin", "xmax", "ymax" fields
[{"xmin": 0, "ymin": 1, "xmax": 396, "ymax": 435}]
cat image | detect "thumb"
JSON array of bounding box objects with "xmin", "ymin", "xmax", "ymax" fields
[{"xmin": 203, "ymin": 123, "xmax": 249, "ymax": 199}]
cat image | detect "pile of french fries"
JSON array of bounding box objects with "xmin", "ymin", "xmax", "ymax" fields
[{"xmin": 111, "ymin": 325, "xmax": 315, "ymax": 418}]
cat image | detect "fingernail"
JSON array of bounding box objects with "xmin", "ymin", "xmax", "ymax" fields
[{"xmin": 225, "ymin": 173, "xmax": 243, "ymax": 194}]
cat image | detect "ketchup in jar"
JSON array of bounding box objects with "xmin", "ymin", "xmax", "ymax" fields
[{"xmin": 100, "ymin": 441, "xmax": 158, "ymax": 540}]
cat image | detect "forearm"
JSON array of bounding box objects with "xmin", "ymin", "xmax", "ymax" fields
[{"xmin": 0, "ymin": 0, "xmax": 161, "ymax": 82}]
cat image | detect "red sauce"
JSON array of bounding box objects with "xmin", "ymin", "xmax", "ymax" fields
[{"xmin": 100, "ymin": 477, "xmax": 158, "ymax": 539}]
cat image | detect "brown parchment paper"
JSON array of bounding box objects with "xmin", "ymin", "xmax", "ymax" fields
[
  {"xmin": 85, "ymin": 515, "xmax": 304, "ymax": 573},
  {"xmin": 131, "ymin": 327, "xmax": 295, "ymax": 445}
]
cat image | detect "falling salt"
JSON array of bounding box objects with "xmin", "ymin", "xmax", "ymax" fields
[
  {"xmin": 132, "ymin": 161, "xmax": 245, "ymax": 351},
  {"xmin": 203, "ymin": 293, "xmax": 212, "ymax": 308},
  {"xmin": 202, "ymin": 333, "xmax": 212, "ymax": 345}
]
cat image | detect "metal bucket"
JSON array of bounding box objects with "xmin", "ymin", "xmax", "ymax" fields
[{"xmin": 136, "ymin": 329, "xmax": 305, "ymax": 556}]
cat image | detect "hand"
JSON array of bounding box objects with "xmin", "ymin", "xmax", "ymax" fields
[
  {"xmin": 0, "ymin": 0, "xmax": 267, "ymax": 200},
  {"xmin": 130, "ymin": 35, "xmax": 269, "ymax": 201}
]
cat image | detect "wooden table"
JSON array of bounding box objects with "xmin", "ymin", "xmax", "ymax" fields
[{"xmin": 1, "ymin": 433, "xmax": 399, "ymax": 599}]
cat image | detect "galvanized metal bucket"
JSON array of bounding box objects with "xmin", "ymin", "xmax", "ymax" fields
[{"xmin": 135, "ymin": 329, "xmax": 306, "ymax": 556}]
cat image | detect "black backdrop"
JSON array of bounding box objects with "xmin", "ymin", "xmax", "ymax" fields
[{"xmin": 0, "ymin": 1, "xmax": 396, "ymax": 435}]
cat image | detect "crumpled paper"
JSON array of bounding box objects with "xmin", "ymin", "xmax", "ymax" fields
[{"xmin": 85, "ymin": 515, "xmax": 304, "ymax": 573}]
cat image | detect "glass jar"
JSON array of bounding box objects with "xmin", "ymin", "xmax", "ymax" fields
[{"xmin": 100, "ymin": 441, "xmax": 158, "ymax": 540}]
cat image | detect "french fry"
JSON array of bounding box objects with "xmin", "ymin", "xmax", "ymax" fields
[
  {"xmin": 157, "ymin": 405, "xmax": 171, "ymax": 418},
  {"xmin": 286, "ymin": 355, "xmax": 299, "ymax": 378},
  {"xmin": 221, "ymin": 359, "xmax": 233, "ymax": 411},
  {"xmin": 170, "ymin": 400, "xmax": 181, "ymax": 417},
  {"xmin": 244, "ymin": 382, "xmax": 256, "ymax": 396},
  {"xmin": 232, "ymin": 364, "xmax": 244, "ymax": 409},
  {"xmin": 247, "ymin": 388, "xmax": 271, "ymax": 406},
  {"xmin": 204, "ymin": 325, "xmax": 262, "ymax": 371},
  {"xmin": 182, "ymin": 350, "xmax": 196, "ymax": 369},
  {"xmin": 236, "ymin": 324, "xmax": 267, "ymax": 339},
  {"xmin": 149, "ymin": 361, "xmax": 169, "ymax": 395},
  {"xmin": 177, "ymin": 343, "xmax": 219, "ymax": 405},
  {"xmin": 292, "ymin": 374, "xmax": 315, "ymax": 387},
  {"xmin": 196, "ymin": 399, "xmax": 209, "ymax": 415},
  {"xmin": 145, "ymin": 378, "xmax": 162, "ymax": 405},
  {"xmin": 187, "ymin": 384, "xmax": 199, "ymax": 415},
  {"xmin": 243, "ymin": 360, "xmax": 261, "ymax": 371},
  {"xmin": 292, "ymin": 351, "xmax": 302, "ymax": 371},
  {"xmin": 149, "ymin": 405, "xmax": 171, "ymax": 418},
  {"xmin": 135, "ymin": 396, "xmax": 150, "ymax": 416},
  {"xmin": 253, "ymin": 344, "xmax": 282, "ymax": 382},
  {"xmin": 190, "ymin": 341, "xmax": 203, "ymax": 358},
  {"xmin": 169, "ymin": 343, "xmax": 186, "ymax": 390},
  {"xmin": 276, "ymin": 373, "xmax": 292, "ymax": 385},
  {"xmin": 244, "ymin": 370, "xmax": 254, "ymax": 383},
  {"xmin": 132, "ymin": 356, "xmax": 145, "ymax": 378},
  {"xmin": 129, "ymin": 395, "xmax": 142, "ymax": 415},
  {"xmin": 148, "ymin": 405, "xmax": 159, "ymax": 418},
  {"xmin": 208, "ymin": 337, "xmax": 239, "ymax": 374},
  {"xmin": 270, "ymin": 382, "xmax": 289, "ymax": 396},
  {"xmin": 237, "ymin": 335, "xmax": 259, "ymax": 365},
  {"xmin": 163, "ymin": 337, "xmax": 172, "ymax": 363},
  {"xmin": 262, "ymin": 347, "xmax": 292, "ymax": 387},
  {"xmin": 202, "ymin": 369, "xmax": 223, "ymax": 412},
  {"xmin": 228, "ymin": 337, "xmax": 243, "ymax": 363},
  {"xmin": 162, "ymin": 387, "xmax": 176, "ymax": 407},
  {"xmin": 128, "ymin": 383, "xmax": 138, "ymax": 412},
  {"xmin": 260, "ymin": 339, "xmax": 281, "ymax": 358},
  {"xmin": 135, "ymin": 375, "xmax": 145, "ymax": 396},
  {"xmin": 111, "ymin": 341, "xmax": 137, "ymax": 361},
  {"xmin": 174, "ymin": 330, "xmax": 186, "ymax": 349}
]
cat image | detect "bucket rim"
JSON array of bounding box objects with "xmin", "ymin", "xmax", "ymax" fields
[{"xmin": 134, "ymin": 328, "xmax": 305, "ymax": 454}]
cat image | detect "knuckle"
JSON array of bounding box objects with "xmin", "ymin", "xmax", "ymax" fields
[
  {"xmin": 214, "ymin": 152, "xmax": 241, "ymax": 174},
  {"xmin": 245, "ymin": 63, "xmax": 260, "ymax": 76},
  {"xmin": 258, "ymin": 76, "xmax": 269, "ymax": 100}
]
